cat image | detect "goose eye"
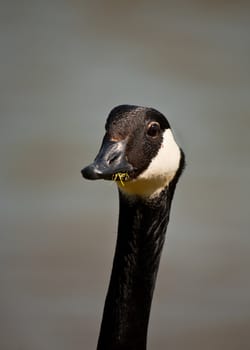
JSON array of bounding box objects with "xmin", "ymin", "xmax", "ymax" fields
[{"xmin": 147, "ymin": 122, "xmax": 161, "ymax": 137}]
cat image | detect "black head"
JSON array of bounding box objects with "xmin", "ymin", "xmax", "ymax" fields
[{"xmin": 81, "ymin": 105, "xmax": 184, "ymax": 197}]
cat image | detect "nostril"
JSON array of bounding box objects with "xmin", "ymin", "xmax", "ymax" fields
[{"xmin": 108, "ymin": 153, "xmax": 121, "ymax": 165}]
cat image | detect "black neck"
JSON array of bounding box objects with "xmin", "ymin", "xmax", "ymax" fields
[{"xmin": 97, "ymin": 185, "xmax": 175, "ymax": 350}]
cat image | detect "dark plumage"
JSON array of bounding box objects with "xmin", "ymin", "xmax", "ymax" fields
[{"xmin": 81, "ymin": 105, "xmax": 185, "ymax": 350}]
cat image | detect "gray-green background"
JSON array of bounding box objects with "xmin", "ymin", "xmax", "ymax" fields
[{"xmin": 1, "ymin": 1, "xmax": 250, "ymax": 349}]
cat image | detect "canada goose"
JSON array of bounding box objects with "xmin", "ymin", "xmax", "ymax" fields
[{"xmin": 81, "ymin": 105, "xmax": 185, "ymax": 350}]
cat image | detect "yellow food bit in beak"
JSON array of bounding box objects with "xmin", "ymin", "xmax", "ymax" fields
[{"xmin": 112, "ymin": 172, "xmax": 130, "ymax": 186}]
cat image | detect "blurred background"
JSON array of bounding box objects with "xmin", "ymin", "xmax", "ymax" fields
[{"xmin": 0, "ymin": 0, "xmax": 250, "ymax": 349}]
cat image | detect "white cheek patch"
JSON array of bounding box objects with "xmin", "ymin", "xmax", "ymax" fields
[
  {"xmin": 139, "ymin": 128, "xmax": 181, "ymax": 181},
  {"xmin": 118, "ymin": 129, "xmax": 181, "ymax": 198}
]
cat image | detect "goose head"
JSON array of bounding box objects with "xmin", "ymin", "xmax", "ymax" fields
[{"xmin": 81, "ymin": 105, "xmax": 183, "ymax": 198}]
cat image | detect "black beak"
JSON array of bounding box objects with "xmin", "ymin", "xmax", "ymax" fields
[{"xmin": 81, "ymin": 137, "xmax": 134, "ymax": 180}]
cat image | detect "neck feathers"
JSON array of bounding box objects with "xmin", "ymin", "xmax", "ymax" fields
[{"xmin": 97, "ymin": 188, "xmax": 173, "ymax": 350}]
